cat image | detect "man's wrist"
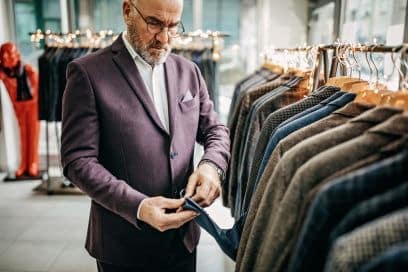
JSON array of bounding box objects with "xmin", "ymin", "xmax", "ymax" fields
[
  {"xmin": 198, "ymin": 159, "xmax": 225, "ymax": 182},
  {"xmin": 137, "ymin": 198, "xmax": 147, "ymax": 220}
]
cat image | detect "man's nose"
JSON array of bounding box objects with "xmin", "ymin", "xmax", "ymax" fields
[{"xmin": 155, "ymin": 29, "xmax": 169, "ymax": 45}]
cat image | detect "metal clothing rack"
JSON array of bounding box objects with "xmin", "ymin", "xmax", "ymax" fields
[
  {"xmin": 29, "ymin": 29, "xmax": 116, "ymax": 194},
  {"xmin": 175, "ymin": 30, "xmax": 230, "ymax": 62},
  {"xmin": 263, "ymin": 43, "xmax": 408, "ymax": 92}
]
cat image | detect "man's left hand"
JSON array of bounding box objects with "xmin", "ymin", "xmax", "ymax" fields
[{"xmin": 184, "ymin": 163, "xmax": 221, "ymax": 207}]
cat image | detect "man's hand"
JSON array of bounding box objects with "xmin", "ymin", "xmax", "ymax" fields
[
  {"xmin": 185, "ymin": 163, "xmax": 221, "ymax": 207},
  {"xmin": 139, "ymin": 197, "xmax": 198, "ymax": 232}
]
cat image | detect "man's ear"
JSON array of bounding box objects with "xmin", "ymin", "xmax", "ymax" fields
[{"xmin": 123, "ymin": 1, "xmax": 132, "ymax": 23}]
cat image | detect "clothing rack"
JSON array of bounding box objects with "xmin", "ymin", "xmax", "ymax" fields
[
  {"xmin": 173, "ymin": 30, "xmax": 229, "ymax": 112},
  {"xmin": 263, "ymin": 43, "xmax": 408, "ymax": 92},
  {"xmin": 176, "ymin": 30, "xmax": 229, "ymax": 62},
  {"xmin": 30, "ymin": 30, "xmax": 116, "ymax": 194},
  {"xmin": 30, "ymin": 29, "xmax": 118, "ymax": 50}
]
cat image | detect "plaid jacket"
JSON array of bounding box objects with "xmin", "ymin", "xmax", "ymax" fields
[{"xmin": 325, "ymin": 208, "xmax": 408, "ymax": 272}]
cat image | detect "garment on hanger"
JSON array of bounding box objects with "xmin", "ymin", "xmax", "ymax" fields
[
  {"xmin": 227, "ymin": 68, "xmax": 278, "ymax": 128},
  {"xmin": 324, "ymin": 208, "xmax": 408, "ymax": 272},
  {"xmin": 358, "ymin": 242, "xmax": 408, "ymax": 272},
  {"xmin": 38, "ymin": 46, "xmax": 89, "ymax": 122},
  {"xmin": 244, "ymin": 114, "xmax": 408, "ymax": 272},
  {"xmin": 228, "ymin": 76, "xmax": 307, "ymax": 215},
  {"xmin": 238, "ymin": 102, "xmax": 374, "ymax": 253},
  {"xmin": 226, "ymin": 44, "xmax": 408, "ymax": 272},
  {"xmin": 222, "ymin": 71, "xmax": 285, "ymax": 206},
  {"xmin": 239, "ymin": 85, "xmax": 341, "ymax": 216},
  {"xmin": 287, "ymin": 144, "xmax": 408, "ymax": 272},
  {"xmin": 233, "ymin": 76, "xmax": 311, "ymax": 216}
]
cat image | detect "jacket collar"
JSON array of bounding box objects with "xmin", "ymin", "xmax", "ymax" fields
[{"xmin": 112, "ymin": 33, "xmax": 177, "ymax": 137}]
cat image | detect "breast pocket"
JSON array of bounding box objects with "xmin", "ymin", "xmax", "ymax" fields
[{"xmin": 178, "ymin": 96, "xmax": 199, "ymax": 113}]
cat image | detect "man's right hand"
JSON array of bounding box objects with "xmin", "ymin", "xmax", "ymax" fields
[{"xmin": 138, "ymin": 197, "xmax": 198, "ymax": 232}]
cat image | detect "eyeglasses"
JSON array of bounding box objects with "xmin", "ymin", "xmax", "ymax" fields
[{"xmin": 129, "ymin": 1, "xmax": 185, "ymax": 38}]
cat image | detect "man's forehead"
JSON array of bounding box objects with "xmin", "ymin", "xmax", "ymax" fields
[{"xmin": 138, "ymin": 0, "xmax": 183, "ymax": 13}]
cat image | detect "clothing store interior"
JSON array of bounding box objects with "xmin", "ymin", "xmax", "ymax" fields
[{"xmin": 1, "ymin": 0, "xmax": 408, "ymax": 271}]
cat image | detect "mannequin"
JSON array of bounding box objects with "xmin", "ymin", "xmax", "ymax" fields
[{"xmin": 0, "ymin": 42, "xmax": 40, "ymax": 177}]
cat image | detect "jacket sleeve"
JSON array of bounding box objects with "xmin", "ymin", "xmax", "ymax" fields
[
  {"xmin": 194, "ymin": 64, "xmax": 231, "ymax": 174},
  {"xmin": 61, "ymin": 61, "xmax": 147, "ymax": 229}
]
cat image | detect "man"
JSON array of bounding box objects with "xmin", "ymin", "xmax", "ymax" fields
[{"xmin": 61, "ymin": 0, "xmax": 230, "ymax": 271}]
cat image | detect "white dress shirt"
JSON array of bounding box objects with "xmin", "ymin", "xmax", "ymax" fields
[
  {"xmin": 123, "ymin": 32, "xmax": 170, "ymax": 133},
  {"xmin": 123, "ymin": 32, "xmax": 170, "ymax": 219}
]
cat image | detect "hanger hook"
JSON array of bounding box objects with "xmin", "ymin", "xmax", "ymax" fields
[
  {"xmin": 364, "ymin": 45, "xmax": 373, "ymax": 83},
  {"xmin": 352, "ymin": 44, "xmax": 361, "ymax": 79},
  {"xmin": 346, "ymin": 44, "xmax": 356, "ymax": 77},
  {"xmin": 369, "ymin": 44, "xmax": 379, "ymax": 86},
  {"xmin": 384, "ymin": 46, "xmax": 399, "ymax": 82}
]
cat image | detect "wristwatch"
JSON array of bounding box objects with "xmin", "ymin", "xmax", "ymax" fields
[{"xmin": 199, "ymin": 160, "xmax": 226, "ymax": 182}]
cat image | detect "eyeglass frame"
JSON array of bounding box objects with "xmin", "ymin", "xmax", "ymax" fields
[{"xmin": 129, "ymin": 1, "xmax": 185, "ymax": 38}]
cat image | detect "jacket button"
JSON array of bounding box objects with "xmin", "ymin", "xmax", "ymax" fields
[{"xmin": 170, "ymin": 152, "xmax": 178, "ymax": 159}]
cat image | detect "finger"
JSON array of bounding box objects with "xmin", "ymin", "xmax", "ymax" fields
[
  {"xmin": 206, "ymin": 186, "xmax": 218, "ymax": 206},
  {"xmin": 159, "ymin": 197, "xmax": 185, "ymax": 209},
  {"xmin": 162, "ymin": 210, "xmax": 198, "ymax": 229},
  {"xmin": 201, "ymin": 183, "xmax": 220, "ymax": 207},
  {"xmin": 185, "ymin": 174, "xmax": 199, "ymax": 198},
  {"xmin": 197, "ymin": 185, "xmax": 212, "ymax": 207},
  {"xmin": 192, "ymin": 183, "xmax": 210, "ymax": 203},
  {"xmin": 164, "ymin": 216, "xmax": 197, "ymax": 231}
]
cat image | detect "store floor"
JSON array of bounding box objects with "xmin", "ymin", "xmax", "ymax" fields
[{"xmin": 0, "ymin": 180, "xmax": 235, "ymax": 272}]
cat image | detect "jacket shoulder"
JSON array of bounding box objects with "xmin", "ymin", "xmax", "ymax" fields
[
  {"xmin": 70, "ymin": 46, "xmax": 112, "ymax": 71},
  {"xmin": 168, "ymin": 53, "xmax": 197, "ymax": 71}
]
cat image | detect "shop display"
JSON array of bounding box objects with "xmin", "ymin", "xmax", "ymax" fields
[
  {"xmin": 0, "ymin": 42, "xmax": 39, "ymax": 178},
  {"xmin": 221, "ymin": 44, "xmax": 408, "ymax": 272}
]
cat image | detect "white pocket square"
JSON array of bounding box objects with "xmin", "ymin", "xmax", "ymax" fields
[{"xmin": 182, "ymin": 90, "xmax": 194, "ymax": 102}]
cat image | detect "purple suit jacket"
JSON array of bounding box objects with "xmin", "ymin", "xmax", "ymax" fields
[{"xmin": 61, "ymin": 34, "xmax": 230, "ymax": 266}]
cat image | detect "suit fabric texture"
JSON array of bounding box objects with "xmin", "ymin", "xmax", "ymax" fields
[
  {"xmin": 359, "ymin": 242, "xmax": 408, "ymax": 272},
  {"xmin": 240, "ymin": 102, "xmax": 374, "ymax": 217},
  {"xmin": 324, "ymin": 208, "xmax": 408, "ymax": 272}
]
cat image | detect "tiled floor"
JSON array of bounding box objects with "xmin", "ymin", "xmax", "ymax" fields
[{"xmin": 0, "ymin": 180, "xmax": 235, "ymax": 272}]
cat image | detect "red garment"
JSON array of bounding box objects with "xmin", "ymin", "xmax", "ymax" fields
[{"xmin": 0, "ymin": 64, "xmax": 40, "ymax": 177}]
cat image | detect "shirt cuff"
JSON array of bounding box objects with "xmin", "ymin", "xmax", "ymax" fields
[{"xmin": 137, "ymin": 198, "xmax": 147, "ymax": 220}]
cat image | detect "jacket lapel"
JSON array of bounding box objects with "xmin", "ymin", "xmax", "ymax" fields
[
  {"xmin": 112, "ymin": 35, "xmax": 169, "ymax": 135},
  {"xmin": 164, "ymin": 57, "xmax": 178, "ymax": 140}
]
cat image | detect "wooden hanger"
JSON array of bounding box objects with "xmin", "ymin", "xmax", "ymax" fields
[
  {"xmin": 263, "ymin": 61, "xmax": 284, "ymax": 74},
  {"xmin": 355, "ymin": 85, "xmax": 391, "ymax": 105},
  {"xmin": 388, "ymin": 90, "xmax": 408, "ymax": 110}
]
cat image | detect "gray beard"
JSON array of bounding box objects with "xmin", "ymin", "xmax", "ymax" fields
[
  {"xmin": 137, "ymin": 46, "xmax": 171, "ymax": 66},
  {"xmin": 127, "ymin": 27, "xmax": 171, "ymax": 66}
]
